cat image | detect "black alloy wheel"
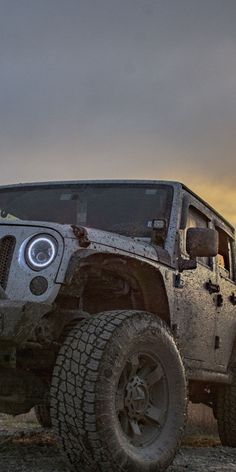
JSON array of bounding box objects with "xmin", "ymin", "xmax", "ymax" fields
[{"xmin": 116, "ymin": 351, "xmax": 168, "ymax": 447}]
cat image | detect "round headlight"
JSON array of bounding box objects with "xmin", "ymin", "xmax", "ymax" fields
[{"xmin": 25, "ymin": 235, "xmax": 58, "ymax": 270}]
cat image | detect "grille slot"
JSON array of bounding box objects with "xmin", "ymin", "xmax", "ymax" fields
[{"xmin": 0, "ymin": 236, "xmax": 16, "ymax": 290}]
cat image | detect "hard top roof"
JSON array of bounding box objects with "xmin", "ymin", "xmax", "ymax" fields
[{"xmin": 0, "ymin": 179, "xmax": 234, "ymax": 233}]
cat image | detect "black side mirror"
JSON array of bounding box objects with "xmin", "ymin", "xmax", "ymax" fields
[{"xmin": 186, "ymin": 227, "xmax": 219, "ymax": 259}]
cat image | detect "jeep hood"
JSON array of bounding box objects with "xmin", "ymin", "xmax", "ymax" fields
[
  {"xmin": 72, "ymin": 226, "xmax": 170, "ymax": 265},
  {"xmin": 0, "ymin": 220, "xmax": 170, "ymax": 265}
]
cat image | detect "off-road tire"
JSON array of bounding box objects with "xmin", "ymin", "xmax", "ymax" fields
[
  {"xmin": 34, "ymin": 404, "xmax": 52, "ymax": 428},
  {"xmin": 217, "ymin": 368, "xmax": 236, "ymax": 446},
  {"xmin": 51, "ymin": 310, "xmax": 187, "ymax": 472}
]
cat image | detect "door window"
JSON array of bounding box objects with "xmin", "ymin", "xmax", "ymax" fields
[{"xmin": 215, "ymin": 227, "xmax": 233, "ymax": 280}]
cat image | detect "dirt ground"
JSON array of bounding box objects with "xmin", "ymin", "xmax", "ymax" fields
[{"xmin": 0, "ymin": 409, "xmax": 236, "ymax": 472}]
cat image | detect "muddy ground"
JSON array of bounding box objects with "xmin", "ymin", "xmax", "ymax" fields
[{"xmin": 0, "ymin": 409, "xmax": 236, "ymax": 472}]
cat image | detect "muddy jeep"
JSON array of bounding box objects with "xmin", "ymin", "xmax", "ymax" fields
[{"xmin": 0, "ymin": 180, "xmax": 235, "ymax": 471}]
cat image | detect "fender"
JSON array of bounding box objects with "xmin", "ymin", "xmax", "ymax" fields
[{"xmin": 59, "ymin": 249, "xmax": 171, "ymax": 326}]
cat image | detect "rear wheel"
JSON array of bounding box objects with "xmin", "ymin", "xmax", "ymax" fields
[
  {"xmin": 51, "ymin": 310, "xmax": 187, "ymax": 472},
  {"xmin": 217, "ymin": 368, "xmax": 236, "ymax": 446}
]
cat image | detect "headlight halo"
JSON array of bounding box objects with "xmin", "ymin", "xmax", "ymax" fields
[{"xmin": 25, "ymin": 234, "xmax": 58, "ymax": 271}]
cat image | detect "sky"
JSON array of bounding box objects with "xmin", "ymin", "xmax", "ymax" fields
[{"xmin": 0, "ymin": 0, "xmax": 236, "ymax": 223}]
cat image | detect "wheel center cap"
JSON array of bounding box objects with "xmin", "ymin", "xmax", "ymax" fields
[{"xmin": 125, "ymin": 376, "xmax": 149, "ymax": 418}]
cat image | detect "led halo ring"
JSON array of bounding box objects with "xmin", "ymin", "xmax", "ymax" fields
[{"xmin": 25, "ymin": 235, "xmax": 58, "ymax": 270}]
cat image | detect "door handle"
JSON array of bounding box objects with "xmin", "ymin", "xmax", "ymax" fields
[{"xmin": 216, "ymin": 294, "xmax": 224, "ymax": 307}]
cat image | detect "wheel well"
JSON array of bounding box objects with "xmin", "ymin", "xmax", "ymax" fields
[{"xmin": 58, "ymin": 253, "xmax": 171, "ymax": 326}]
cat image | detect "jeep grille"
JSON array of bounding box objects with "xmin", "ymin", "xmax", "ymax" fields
[{"xmin": 0, "ymin": 236, "xmax": 16, "ymax": 290}]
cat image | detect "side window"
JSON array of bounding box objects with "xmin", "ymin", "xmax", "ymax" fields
[
  {"xmin": 186, "ymin": 206, "xmax": 211, "ymax": 266},
  {"xmin": 215, "ymin": 227, "xmax": 233, "ymax": 279}
]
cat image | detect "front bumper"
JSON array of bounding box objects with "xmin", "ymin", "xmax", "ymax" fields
[{"xmin": 0, "ymin": 299, "xmax": 52, "ymax": 344}]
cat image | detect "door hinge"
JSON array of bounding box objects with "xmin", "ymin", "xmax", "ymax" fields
[
  {"xmin": 205, "ymin": 279, "xmax": 220, "ymax": 294},
  {"xmin": 229, "ymin": 292, "xmax": 236, "ymax": 306}
]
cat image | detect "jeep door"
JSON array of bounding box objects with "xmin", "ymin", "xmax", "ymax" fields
[
  {"xmin": 213, "ymin": 223, "xmax": 236, "ymax": 369},
  {"xmin": 175, "ymin": 202, "xmax": 217, "ymax": 370}
]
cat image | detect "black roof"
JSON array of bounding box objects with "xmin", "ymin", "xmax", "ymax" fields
[{"xmin": 0, "ymin": 179, "xmax": 234, "ymax": 233}]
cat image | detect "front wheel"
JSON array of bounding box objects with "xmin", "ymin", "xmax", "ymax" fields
[
  {"xmin": 51, "ymin": 310, "xmax": 187, "ymax": 472},
  {"xmin": 34, "ymin": 404, "xmax": 52, "ymax": 428}
]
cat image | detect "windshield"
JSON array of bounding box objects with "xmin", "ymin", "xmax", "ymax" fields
[{"xmin": 0, "ymin": 183, "xmax": 173, "ymax": 238}]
